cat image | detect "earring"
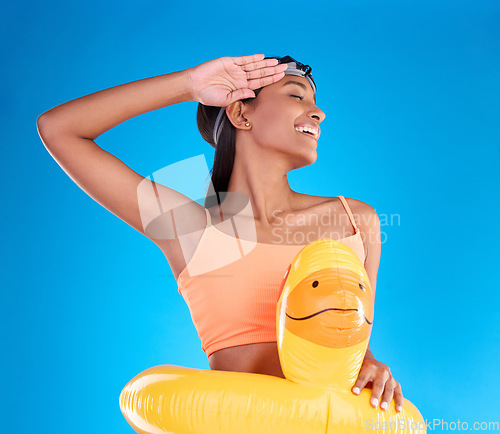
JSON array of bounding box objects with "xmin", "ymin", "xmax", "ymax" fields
[{"xmin": 245, "ymin": 122, "xmax": 250, "ymax": 127}]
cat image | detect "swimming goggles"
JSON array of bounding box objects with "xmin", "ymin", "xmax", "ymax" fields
[{"xmin": 274, "ymin": 55, "xmax": 316, "ymax": 94}]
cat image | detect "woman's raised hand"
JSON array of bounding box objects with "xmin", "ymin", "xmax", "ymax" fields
[{"xmin": 186, "ymin": 54, "xmax": 288, "ymax": 107}]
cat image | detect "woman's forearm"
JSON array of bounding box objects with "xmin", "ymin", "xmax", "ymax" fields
[{"xmin": 38, "ymin": 69, "xmax": 194, "ymax": 140}]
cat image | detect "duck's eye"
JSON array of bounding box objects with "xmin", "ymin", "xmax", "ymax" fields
[
  {"xmin": 312, "ymin": 280, "xmax": 319, "ymax": 288},
  {"xmin": 290, "ymin": 95, "xmax": 303, "ymax": 100},
  {"xmin": 359, "ymin": 283, "xmax": 365, "ymax": 291}
]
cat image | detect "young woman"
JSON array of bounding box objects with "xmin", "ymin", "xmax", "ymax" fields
[{"xmin": 37, "ymin": 54, "xmax": 404, "ymax": 413}]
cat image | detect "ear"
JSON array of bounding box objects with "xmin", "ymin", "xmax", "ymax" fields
[{"xmin": 225, "ymin": 100, "xmax": 253, "ymax": 131}]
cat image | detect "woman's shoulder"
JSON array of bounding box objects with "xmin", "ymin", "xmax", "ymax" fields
[
  {"xmin": 294, "ymin": 194, "xmax": 380, "ymax": 237},
  {"xmin": 295, "ymin": 193, "xmax": 378, "ymax": 219}
]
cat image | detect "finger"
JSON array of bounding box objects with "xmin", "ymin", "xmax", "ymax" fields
[
  {"xmin": 231, "ymin": 54, "xmax": 265, "ymax": 66},
  {"xmin": 394, "ymin": 383, "xmax": 404, "ymax": 413},
  {"xmin": 245, "ymin": 63, "xmax": 288, "ymax": 81},
  {"xmin": 240, "ymin": 57, "xmax": 280, "ymax": 72},
  {"xmin": 351, "ymin": 371, "xmax": 373, "ymax": 396},
  {"xmin": 225, "ymin": 88, "xmax": 256, "ymax": 104},
  {"xmin": 247, "ymin": 70, "xmax": 286, "ymax": 90},
  {"xmin": 379, "ymin": 380, "xmax": 396, "ymax": 411},
  {"xmin": 370, "ymin": 378, "xmax": 388, "ymax": 409}
]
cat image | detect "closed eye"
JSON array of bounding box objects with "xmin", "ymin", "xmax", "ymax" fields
[{"xmin": 290, "ymin": 95, "xmax": 303, "ymax": 100}]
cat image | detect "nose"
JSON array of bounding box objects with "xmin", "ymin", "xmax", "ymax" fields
[{"xmin": 308, "ymin": 104, "xmax": 326, "ymax": 124}]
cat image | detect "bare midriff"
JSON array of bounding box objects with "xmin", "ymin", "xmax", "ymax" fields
[{"xmin": 208, "ymin": 342, "xmax": 286, "ymax": 378}]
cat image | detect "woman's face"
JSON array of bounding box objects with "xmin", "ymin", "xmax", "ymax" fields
[{"xmin": 243, "ymin": 75, "xmax": 326, "ymax": 168}]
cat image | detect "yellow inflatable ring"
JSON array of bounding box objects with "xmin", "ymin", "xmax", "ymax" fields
[{"xmin": 120, "ymin": 239, "xmax": 425, "ymax": 433}]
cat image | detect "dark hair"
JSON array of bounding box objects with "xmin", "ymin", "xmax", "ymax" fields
[{"xmin": 197, "ymin": 91, "xmax": 261, "ymax": 209}]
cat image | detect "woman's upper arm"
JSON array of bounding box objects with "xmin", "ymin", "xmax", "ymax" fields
[
  {"xmin": 351, "ymin": 199, "xmax": 381, "ymax": 298},
  {"xmin": 37, "ymin": 115, "xmax": 205, "ymax": 241}
]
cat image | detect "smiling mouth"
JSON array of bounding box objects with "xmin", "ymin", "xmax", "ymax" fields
[
  {"xmin": 286, "ymin": 308, "xmax": 372, "ymax": 325},
  {"xmin": 286, "ymin": 308, "xmax": 357, "ymax": 320},
  {"xmin": 296, "ymin": 130, "xmax": 318, "ymax": 140}
]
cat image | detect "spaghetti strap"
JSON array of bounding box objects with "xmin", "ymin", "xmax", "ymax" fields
[
  {"xmin": 204, "ymin": 207, "xmax": 212, "ymax": 226},
  {"xmin": 338, "ymin": 196, "xmax": 359, "ymax": 234}
]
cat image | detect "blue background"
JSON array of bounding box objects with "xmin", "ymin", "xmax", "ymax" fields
[{"xmin": 1, "ymin": 0, "xmax": 499, "ymax": 432}]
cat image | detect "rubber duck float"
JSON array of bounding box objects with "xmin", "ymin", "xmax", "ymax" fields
[{"xmin": 120, "ymin": 238, "xmax": 425, "ymax": 433}]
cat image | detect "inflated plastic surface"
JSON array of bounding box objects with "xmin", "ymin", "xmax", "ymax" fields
[{"xmin": 120, "ymin": 239, "xmax": 425, "ymax": 433}]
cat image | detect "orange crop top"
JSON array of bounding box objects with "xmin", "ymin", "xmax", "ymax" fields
[{"xmin": 176, "ymin": 196, "xmax": 366, "ymax": 357}]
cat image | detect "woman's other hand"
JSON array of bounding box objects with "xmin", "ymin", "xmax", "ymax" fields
[
  {"xmin": 352, "ymin": 357, "xmax": 404, "ymax": 413},
  {"xmin": 186, "ymin": 54, "xmax": 288, "ymax": 107}
]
